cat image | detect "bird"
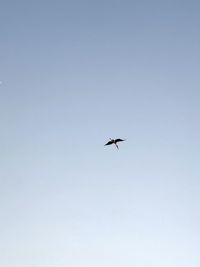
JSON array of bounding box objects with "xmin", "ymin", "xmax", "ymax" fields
[{"xmin": 104, "ymin": 138, "xmax": 126, "ymax": 149}]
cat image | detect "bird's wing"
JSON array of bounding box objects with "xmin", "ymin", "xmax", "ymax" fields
[
  {"xmin": 115, "ymin": 138, "xmax": 125, "ymax": 143},
  {"xmin": 104, "ymin": 140, "xmax": 114, "ymax": 146}
]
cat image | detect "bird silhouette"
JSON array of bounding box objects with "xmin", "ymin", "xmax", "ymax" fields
[{"xmin": 104, "ymin": 138, "xmax": 126, "ymax": 149}]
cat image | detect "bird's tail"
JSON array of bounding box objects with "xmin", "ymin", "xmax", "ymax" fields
[{"xmin": 115, "ymin": 143, "xmax": 119, "ymax": 149}]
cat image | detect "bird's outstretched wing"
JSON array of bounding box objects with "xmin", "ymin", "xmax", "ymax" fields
[
  {"xmin": 104, "ymin": 140, "xmax": 114, "ymax": 146},
  {"xmin": 115, "ymin": 138, "xmax": 125, "ymax": 143}
]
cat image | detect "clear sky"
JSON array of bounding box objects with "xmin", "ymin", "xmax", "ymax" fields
[{"xmin": 0, "ymin": 0, "xmax": 200, "ymax": 266}]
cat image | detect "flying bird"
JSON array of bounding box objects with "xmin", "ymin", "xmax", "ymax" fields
[{"xmin": 104, "ymin": 138, "xmax": 126, "ymax": 149}]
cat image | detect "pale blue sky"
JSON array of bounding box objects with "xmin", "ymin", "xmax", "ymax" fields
[{"xmin": 0, "ymin": 1, "xmax": 200, "ymax": 266}]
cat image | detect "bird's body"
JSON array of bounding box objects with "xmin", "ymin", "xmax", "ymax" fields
[{"xmin": 104, "ymin": 138, "xmax": 125, "ymax": 149}]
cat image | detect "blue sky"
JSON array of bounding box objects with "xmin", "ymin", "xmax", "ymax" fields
[{"xmin": 0, "ymin": 1, "xmax": 200, "ymax": 266}]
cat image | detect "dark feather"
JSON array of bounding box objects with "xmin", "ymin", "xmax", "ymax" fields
[
  {"xmin": 115, "ymin": 138, "xmax": 125, "ymax": 143},
  {"xmin": 104, "ymin": 140, "xmax": 114, "ymax": 146}
]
